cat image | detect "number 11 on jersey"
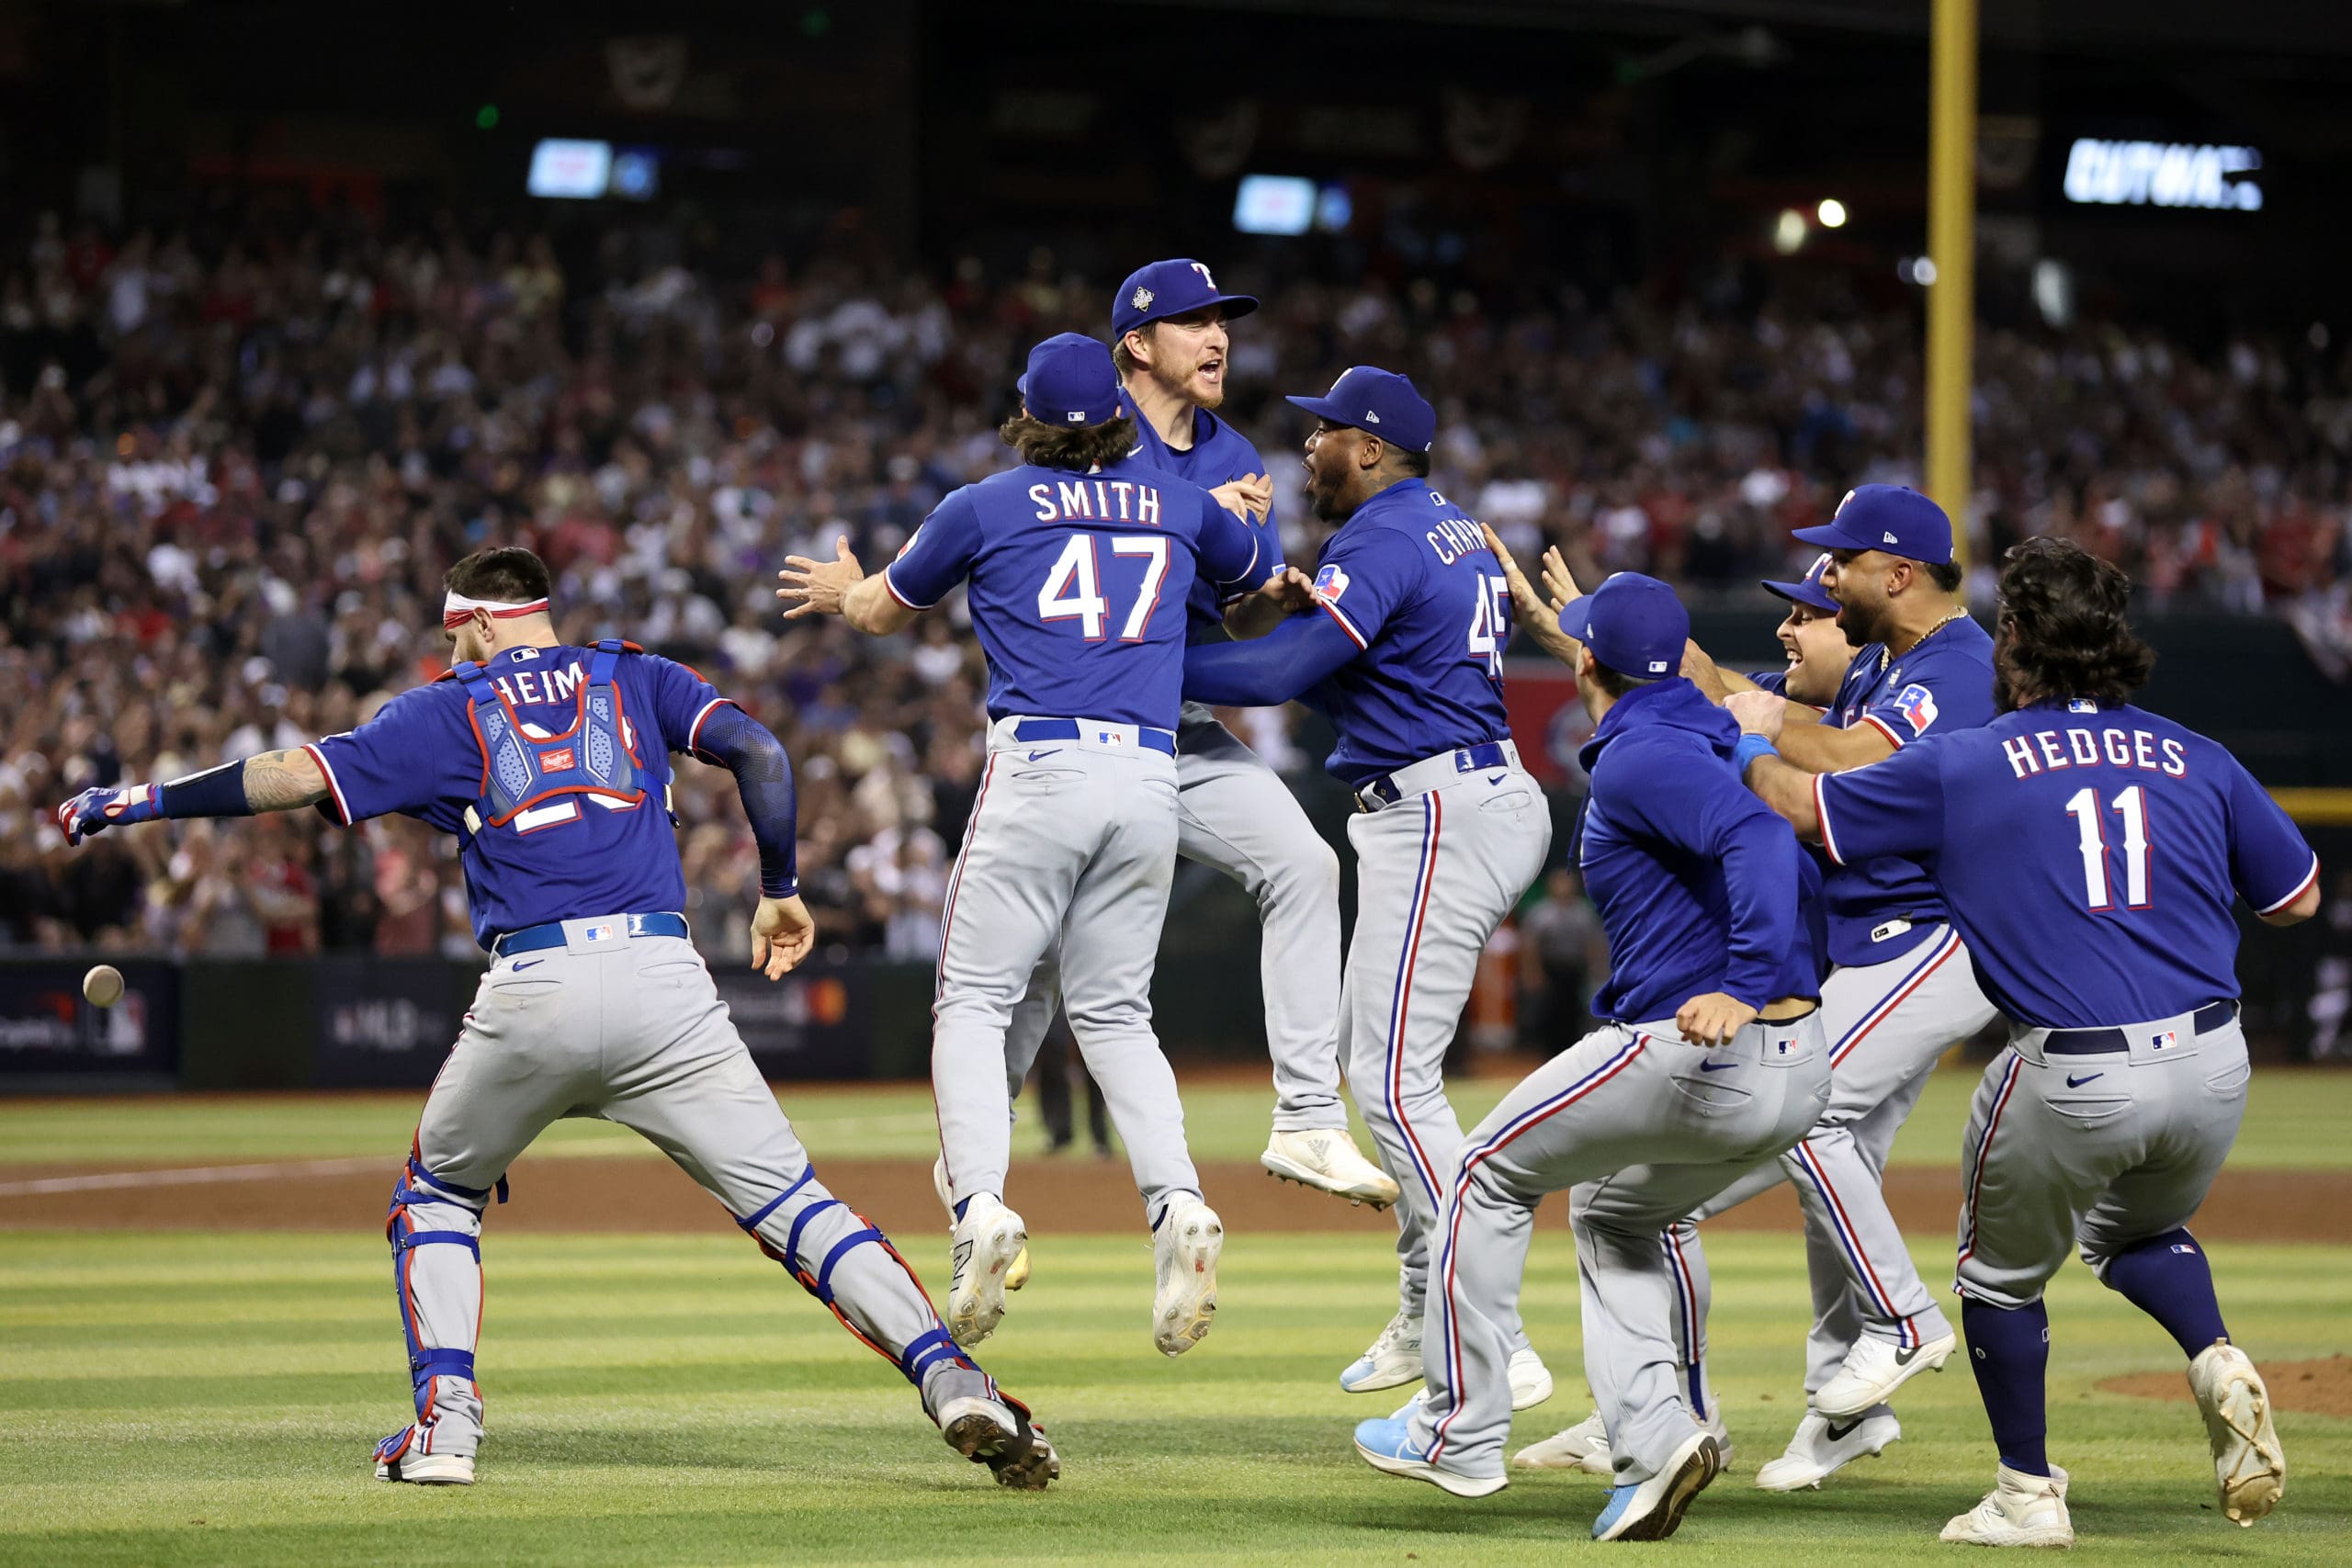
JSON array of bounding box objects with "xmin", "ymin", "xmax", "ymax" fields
[{"xmin": 2065, "ymin": 784, "xmax": 2151, "ymax": 909}]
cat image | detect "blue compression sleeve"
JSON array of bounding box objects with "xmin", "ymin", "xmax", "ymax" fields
[
  {"xmin": 160, "ymin": 761, "xmax": 255, "ymax": 819},
  {"xmin": 695, "ymin": 705, "xmax": 800, "ymax": 898},
  {"xmin": 1181, "ymin": 611, "xmax": 1360, "ymax": 707}
]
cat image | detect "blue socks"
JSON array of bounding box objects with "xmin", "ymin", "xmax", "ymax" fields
[
  {"xmin": 2099, "ymin": 1227, "xmax": 2230, "ymax": 1357},
  {"xmin": 1962, "ymin": 1297, "xmax": 2051, "ymax": 1476}
]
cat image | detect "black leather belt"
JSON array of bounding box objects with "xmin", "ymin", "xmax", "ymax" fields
[{"xmin": 2041, "ymin": 999, "xmax": 2236, "ymax": 1055}]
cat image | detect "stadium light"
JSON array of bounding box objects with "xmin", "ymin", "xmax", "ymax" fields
[
  {"xmin": 1772, "ymin": 209, "xmax": 1808, "ymax": 255},
  {"xmin": 1816, "ymin": 197, "xmax": 1849, "ymax": 229}
]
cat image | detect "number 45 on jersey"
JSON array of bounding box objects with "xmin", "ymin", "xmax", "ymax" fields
[{"xmin": 1037, "ymin": 536, "xmax": 1170, "ymax": 641}]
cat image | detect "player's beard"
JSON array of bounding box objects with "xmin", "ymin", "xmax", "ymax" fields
[
  {"xmin": 1836, "ymin": 595, "xmax": 1891, "ymax": 649},
  {"xmin": 1159, "ymin": 356, "xmax": 1225, "ymax": 411}
]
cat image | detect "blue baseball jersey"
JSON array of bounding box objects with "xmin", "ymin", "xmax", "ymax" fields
[
  {"xmin": 1812, "ymin": 617, "xmax": 1996, "ymax": 967},
  {"xmin": 1815, "ymin": 697, "xmax": 2320, "ymax": 1028},
  {"xmin": 308, "ymin": 645, "xmax": 735, "ymax": 945},
  {"xmin": 883, "ymin": 456, "xmax": 1262, "ymax": 729},
  {"xmin": 1577, "ymin": 679, "xmax": 1826, "ymax": 1022},
  {"xmin": 1302, "ymin": 479, "xmax": 1515, "ymax": 784},
  {"xmin": 1125, "ymin": 401, "xmax": 1283, "ymax": 635}
]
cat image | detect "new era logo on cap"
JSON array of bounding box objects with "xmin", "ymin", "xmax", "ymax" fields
[
  {"xmin": 1283, "ymin": 366, "xmax": 1436, "ymax": 454},
  {"xmin": 1792, "ymin": 483, "xmax": 1956, "ymax": 566}
]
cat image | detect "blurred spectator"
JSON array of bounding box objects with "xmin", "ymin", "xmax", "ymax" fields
[
  {"xmin": 5, "ymin": 201, "xmax": 2346, "ymax": 966},
  {"xmin": 1518, "ymin": 868, "xmax": 1608, "ymax": 1051}
]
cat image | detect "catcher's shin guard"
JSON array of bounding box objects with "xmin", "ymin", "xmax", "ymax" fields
[{"xmin": 384, "ymin": 1152, "xmax": 497, "ymax": 1458}]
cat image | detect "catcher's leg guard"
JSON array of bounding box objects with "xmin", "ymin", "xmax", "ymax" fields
[{"xmin": 382, "ymin": 1155, "xmax": 493, "ymax": 1461}]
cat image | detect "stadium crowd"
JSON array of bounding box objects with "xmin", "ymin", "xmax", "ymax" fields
[{"xmin": 4, "ymin": 206, "xmax": 2349, "ymax": 960}]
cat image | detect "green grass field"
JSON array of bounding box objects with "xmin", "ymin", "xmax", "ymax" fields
[
  {"xmin": 4, "ymin": 1078, "xmax": 2349, "ymax": 1565},
  {"xmin": 7, "ymin": 1064, "xmax": 2352, "ymax": 1170}
]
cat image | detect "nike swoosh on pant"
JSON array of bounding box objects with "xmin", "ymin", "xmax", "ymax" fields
[
  {"xmin": 2066, "ymin": 1072, "xmax": 2103, "ymax": 1087},
  {"xmin": 1698, "ymin": 1060, "xmax": 1736, "ymax": 1072}
]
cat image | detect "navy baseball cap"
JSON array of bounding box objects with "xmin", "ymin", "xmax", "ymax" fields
[
  {"xmin": 1284, "ymin": 367, "xmax": 1436, "ymax": 455},
  {"xmin": 1112, "ymin": 258, "xmax": 1260, "ymax": 341},
  {"xmin": 1571, "ymin": 572, "xmax": 1690, "ymax": 680},
  {"xmin": 1762, "ymin": 552, "xmax": 1838, "ymax": 613},
  {"xmin": 1792, "ymin": 484, "xmax": 1954, "ymax": 566},
  {"xmin": 1017, "ymin": 333, "xmax": 1123, "ymax": 427}
]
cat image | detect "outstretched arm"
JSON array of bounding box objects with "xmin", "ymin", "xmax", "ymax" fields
[
  {"xmin": 1182, "ymin": 607, "xmax": 1361, "ymax": 708},
  {"xmin": 778, "ymin": 536, "xmax": 919, "ymax": 636},
  {"xmin": 56, "ymin": 750, "xmax": 329, "ymax": 845},
  {"xmin": 1481, "ymin": 524, "xmax": 1583, "ymax": 667},
  {"xmin": 693, "ymin": 705, "xmax": 814, "ymax": 979}
]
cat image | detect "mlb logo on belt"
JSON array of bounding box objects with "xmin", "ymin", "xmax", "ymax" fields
[
  {"xmin": 2151, "ymin": 1029, "xmax": 2178, "ymax": 1051},
  {"xmin": 539, "ymin": 747, "xmax": 576, "ymax": 771},
  {"xmin": 1096, "ymin": 728, "xmax": 1124, "ymax": 746},
  {"xmin": 582, "ymin": 922, "xmax": 617, "ymax": 943}
]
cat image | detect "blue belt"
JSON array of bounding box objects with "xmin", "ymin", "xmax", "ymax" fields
[
  {"xmin": 1358, "ymin": 740, "xmax": 1513, "ymax": 811},
  {"xmin": 492, "ymin": 911, "xmax": 689, "ymax": 958},
  {"xmin": 2041, "ymin": 999, "xmax": 2235, "ymax": 1055},
  {"xmin": 1012, "ymin": 717, "xmax": 1176, "ymax": 756}
]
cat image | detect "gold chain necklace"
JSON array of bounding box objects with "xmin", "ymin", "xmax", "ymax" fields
[{"xmin": 1879, "ymin": 607, "xmax": 1970, "ymax": 674}]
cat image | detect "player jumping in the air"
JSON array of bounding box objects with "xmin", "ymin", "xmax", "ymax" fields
[
  {"xmin": 778, "ymin": 334, "xmax": 1264, "ymax": 1357},
  {"xmin": 992, "ymin": 259, "xmax": 1398, "ymax": 1217},
  {"xmin": 54, "ymin": 547, "xmax": 1060, "ymax": 1492},
  {"xmin": 1181, "ymin": 367, "xmax": 1557, "ymax": 1412}
]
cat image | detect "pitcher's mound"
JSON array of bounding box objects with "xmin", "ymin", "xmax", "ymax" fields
[{"xmin": 2099, "ymin": 1354, "xmax": 2352, "ymax": 1419}]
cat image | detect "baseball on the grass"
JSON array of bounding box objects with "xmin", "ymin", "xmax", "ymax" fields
[{"xmin": 82, "ymin": 964, "xmax": 124, "ymax": 1008}]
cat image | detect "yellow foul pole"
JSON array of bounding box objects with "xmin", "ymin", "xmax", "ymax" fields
[{"xmin": 1928, "ymin": 0, "xmax": 1977, "ymax": 565}]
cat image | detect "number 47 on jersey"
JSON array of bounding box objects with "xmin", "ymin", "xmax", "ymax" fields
[{"xmin": 1037, "ymin": 536, "xmax": 1170, "ymax": 642}]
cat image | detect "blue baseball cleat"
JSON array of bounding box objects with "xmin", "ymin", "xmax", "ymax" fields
[
  {"xmin": 1352, "ymin": 1416, "xmax": 1508, "ymax": 1498},
  {"xmin": 1591, "ymin": 1429, "xmax": 1722, "ymax": 1541}
]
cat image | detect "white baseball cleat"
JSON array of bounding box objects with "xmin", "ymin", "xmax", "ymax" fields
[
  {"xmin": 933, "ymin": 1156, "xmax": 1029, "ymax": 1292},
  {"xmin": 1754, "ymin": 1405, "xmax": 1898, "ymax": 1491},
  {"xmin": 373, "ymin": 1427, "xmax": 473, "ymax": 1485},
  {"xmin": 1939, "ymin": 1462, "xmax": 2074, "ymax": 1548},
  {"xmin": 1515, "ymin": 1409, "xmax": 1612, "ymax": 1474},
  {"xmin": 2188, "ymin": 1341, "xmax": 2285, "ymax": 1526},
  {"xmin": 1815, "ymin": 1329, "xmax": 1955, "ymax": 1418},
  {"xmin": 1340, "ymin": 1311, "xmax": 1424, "ymax": 1393},
  {"xmin": 1261, "ymin": 1128, "xmax": 1401, "ymax": 1209},
  {"xmin": 1508, "ymin": 1346, "xmax": 1555, "ymax": 1411},
  {"xmin": 945, "ymin": 1194, "xmax": 1027, "ymax": 1348},
  {"xmin": 1151, "ymin": 1194, "xmax": 1223, "ymax": 1356}
]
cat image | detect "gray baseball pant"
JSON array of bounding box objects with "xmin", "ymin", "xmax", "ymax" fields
[
  {"xmin": 1957, "ymin": 1014, "xmax": 2249, "ymax": 1306},
  {"xmin": 1001, "ymin": 705, "xmax": 1346, "ymax": 1134},
  {"xmin": 1670, "ymin": 924, "xmax": 1996, "ymax": 1394},
  {"xmin": 389, "ymin": 927, "xmax": 981, "ymax": 1462},
  {"xmin": 1343, "ymin": 765, "xmax": 1551, "ymax": 1319},
  {"xmin": 932, "ymin": 717, "xmax": 1200, "ymax": 1227},
  {"xmin": 1408, "ymin": 1014, "xmax": 1831, "ymax": 1483}
]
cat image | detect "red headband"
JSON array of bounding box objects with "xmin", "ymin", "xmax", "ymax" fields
[{"xmin": 443, "ymin": 592, "xmax": 550, "ymax": 630}]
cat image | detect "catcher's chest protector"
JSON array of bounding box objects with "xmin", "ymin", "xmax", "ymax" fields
[{"xmin": 453, "ymin": 639, "xmax": 647, "ymax": 835}]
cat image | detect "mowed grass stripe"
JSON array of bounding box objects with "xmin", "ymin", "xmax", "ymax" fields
[
  {"xmin": 8, "ymin": 1068, "xmax": 2352, "ymax": 1172},
  {"xmin": 0, "ymin": 1231, "xmax": 2344, "ymax": 1565}
]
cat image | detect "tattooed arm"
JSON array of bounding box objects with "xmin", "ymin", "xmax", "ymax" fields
[{"xmin": 55, "ymin": 750, "xmax": 330, "ymax": 846}]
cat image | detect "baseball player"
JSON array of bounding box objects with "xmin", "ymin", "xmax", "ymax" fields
[
  {"xmin": 1349, "ymin": 571, "xmax": 1830, "ymax": 1543},
  {"xmin": 776, "ymin": 333, "xmax": 1261, "ymax": 1357},
  {"xmin": 1735, "ymin": 536, "xmax": 2315, "ymax": 1546},
  {"xmin": 1521, "ymin": 490, "xmax": 2002, "ymax": 1489},
  {"xmin": 54, "ymin": 547, "xmax": 1059, "ymax": 1491},
  {"xmin": 1179, "ymin": 367, "xmax": 1556, "ymax": 1409},
  {"xmin": 992, "ymin": 259, "xmax": 1396, "ymax": 1213}
]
